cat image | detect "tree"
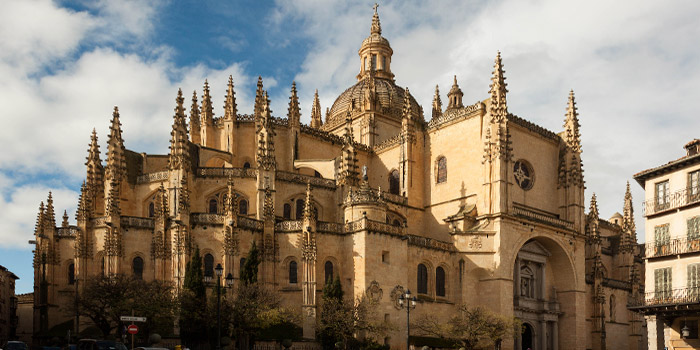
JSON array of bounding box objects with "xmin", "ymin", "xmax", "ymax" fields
[
  {"xmin": 414, "ymin": 305, "xmax": 520, "ymax": 350},
  {"xmin": 179, "ymin": 247, "xmax": 208, "ymax": 347},
  {"xmin": 240, "ymin": 242, "xmax": 260, "ymax": 285}
]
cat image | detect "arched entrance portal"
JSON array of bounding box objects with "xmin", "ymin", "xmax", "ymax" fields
[{"xmin": 522, "ymin": 323, "xmax": 533, "ymax": 350}]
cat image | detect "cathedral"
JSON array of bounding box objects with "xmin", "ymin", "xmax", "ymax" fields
[{"xmin": 31, "ymin": 6, "xmax": 646, "ymax": 350}]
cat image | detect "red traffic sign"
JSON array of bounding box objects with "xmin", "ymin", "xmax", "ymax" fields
[{"xmin": 127, "ymin": 325, "xmax": 138, "ymax": 335}]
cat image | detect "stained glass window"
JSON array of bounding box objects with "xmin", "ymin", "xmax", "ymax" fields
[
  {"xmin": 417, "ymin": 264, "xmax": 428, "ymax": 294},
  {"xmin": 437, "ymin": 157, "xmax": 447, "ymax": 184}
]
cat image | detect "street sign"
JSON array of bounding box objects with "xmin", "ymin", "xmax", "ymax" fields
[
  {"xmin": 120, "ymin": 316, "xmax": 147, "ymax": 322},
  {"xmin": 127, "ymin": 325, "xmax": 139, "ymax": 335}
]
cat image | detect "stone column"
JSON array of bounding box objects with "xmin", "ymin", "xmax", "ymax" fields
[
  {"xmin": 553, "ymin": 321, "xmax": 558, "ymax": 350},
  {"xmin": 540, "ymin": 320, "xmax": 547, "ymax": 350}
]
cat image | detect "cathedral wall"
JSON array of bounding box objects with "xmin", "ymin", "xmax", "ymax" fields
[
  {"xmin": 372, "ymin": 146, "xmax": 400, "ymax": 192},
  {"xmin": 297, "ymin": 134, "xmax": 343, "ymax": 164},
  {"xmin": 233, "ymin": 123, "xmax": 256, "ymax": 167},
  {"xmin": 373, "ymin": 118, "xmax": 401, "ymax": 145},
  {"xmin": 121, "ymin": 228, "xmax": 153, "ymax": 279},
  {"xmin": 508, "ymin": 123, "xmax": 561, "ymax": 215},
  {"xmin": 141, "ymin": 155, "xmax": 169, "ymax": 173}
]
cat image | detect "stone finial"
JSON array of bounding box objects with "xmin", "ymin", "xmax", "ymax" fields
[
  {"xmin": 432, "ymin": 85, "xmax": 442, "ymax": 119},
  {"xmin": 224, "ymin": 175, "xmax": 238, "ymax": 216},
  {"xmin": 106, "ymin": 106, "xmax": 126, "ymax": 181},
  {"xmin": 200, "ymin": 80, "xmax": 214, "ymax": 125},
  {"xmin": 45, "ymin": 192, "xmax": 56, "ymax": 229},
  {"xmin": 447, "ymin": 75, "xmax": 464, "ymax": 110},
  {"xmin": 254, "ymin": 76, "xmax": 264, "ymax": 118},
  {"xmin": 189, "ymin": 90, "xmax": 201, "ymax": 143},
  {"xmin": 622, "ymin": 181, "xmax": 636, "ymax": 235},
  {"xmin": 564, "ymin": 90, "xmax": 582, "ymax": 154},
  {"xmin": 310, "ymin": 89, "xmax": 323, "ymax": 128},
  {"xmin": 287, "ymin": 82, "xmax": 301, "ymax": 127},
  {"xmin": 589, "ymin": 193, "xmax": 599, "ymax": 218},
  {"xmin": 402, "ymin": 87, "xmax": 413, "ymax": 121},
  {"xmin": 488, "ymin": 52, "xmax": 508, "ymax": 124},
  {"xmin": 343, "ymin": 112, "xmax": 354, "ymax": 144},
  {"xmin": 371, "ymin": 3, "xmax": 381, "ymax": 35},
  {"xmin": 303, "ymin": 183, "xmax": 315, "ymax": 221},
  {"xmin": 223, "ymin": 75, "xmax": 238, "ymax": 121},
  {"xmin": 62, "ymin": 210, "xmax": 69, "ymax": 228},
  {"xmin": 169, "ymin": 89, "xmax": 190, "ymax": 170}
]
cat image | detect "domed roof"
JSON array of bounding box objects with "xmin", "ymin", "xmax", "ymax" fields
[
  {"xmin": 361, "ymin": 33, "xmax": 391, "ymax": 49},
  {"xmin": 326, "ymin": 77, "xmax": 423, "ymax": 127}
]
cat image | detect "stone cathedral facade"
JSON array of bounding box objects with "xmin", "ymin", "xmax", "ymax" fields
[{"xmin": 31, "ymin": 7, "xmax": 645, "ymax": 350}]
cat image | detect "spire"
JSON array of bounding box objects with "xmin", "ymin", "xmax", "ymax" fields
[
  {"xmin": 189, "ymin": 90, "xmax": 201, "ymax": 144},
  {"xmin": 563, "ymin": 90, "xmax": 582, "ymax": 154},
  {"xmin": 325, "ymin": 107, "xmax": 330, "ymax": 124},
  {"xmin": 589, "ymin": 193, "xmax": 599, "ymax": 219},
  {"xmin": 169, "ymin": 88, "xmax": 191, "ymax": 170},
  {"xmin": 256, "ymin": 90, "xmax": 277, "ymax": 171},
  {"xmin": 105, "ymin": 106, "xmax": 126, "ymax": 181},
  {"xmin": 85, "ymin": 128, "xmax": 103, "ymax": 192},
  {"xmin": 223, "ymin": 75, "xmax": 238, "ymax": 121},
  {"xmin": 154, "ymin": 183, "xmax": 168, "ymax": 219},
  {"xmin": 587, "ymin": 193, "xmax": 600, "ymax": 239},
  {"xmin": 488, "ymin": 52, "xmax": 508, "ymax": 124},
  {"xmin": 254, "ymin": 76, "xmax": 264, "ymax": 119},
  {"xmin": 200, "ymin": 80, "xmax": 214, "ymax": 125},
  {"xmin": 310, "ymin": 89, "xmax": 323, "ymax": 128},
  {"xmin": 447, "ymin": 75, "xmax": 464, "ymax": 110},
  {"xmin": 45, "ymin": 192, "xmax": 56, "ymax": 229},
  {"xmin": 35, "ymin": 201, "xmax": 45, "ymax": 236},
  {"xmin": 432, "ymin": 85, "xmax": 443, "ymax": 119},
  {"xmin": 62, "ymin": 210, "xmax": 69, "ymax": 228},
  {"xmin": 303, "ymin": 183, "xmax": 315, "ymax": 221},
  {"xmin": 287, "ymin": 82, "xmax": 301, "ymax": 127},
  {"xmin": 343, "ymin": 112, "xmax": 354, "ymax": 144},
  {"xmin": 76, "ymin": 181, "xmax": 91, "ymax": 222},
  {"xmin": 371, "ymin": 3, "xmax": 381, "ymax": 35},
  {"xmin": 622, "ymin": 181, "xmax": 636, "ymax": 235}
]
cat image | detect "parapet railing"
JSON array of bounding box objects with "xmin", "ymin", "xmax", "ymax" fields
[
  {"xmin": 276, "ymin": 171, "xmax": 336, "ymax": 189},
  {"xmin": 645, "ymin": 236, "xmax": 700, "ymax": 258},
  {"xmin": 642, "ymin": 186, "xmax": 700, "ymax": 216},
  {"xmin": 136, "ymin": 170, "xmax": 169, "ymax": 184},
  {"xmin": 628, "ymin": 287, "xmax": 700, "ymax": 307},
  {"xmin": 197, "ymin": 167, "xmax": 257, "ymax": 178}
]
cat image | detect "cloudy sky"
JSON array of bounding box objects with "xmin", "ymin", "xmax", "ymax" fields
[{"xmin": 2, "ymin": 0, "xmax": 699, "ymax": 293}]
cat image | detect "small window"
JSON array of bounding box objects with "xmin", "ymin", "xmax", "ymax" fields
[
  {"xmin": 655, "ymin": 181, "xmax": 670, "ymax": 209},
  {"xmin": 690, "ymin": 170, "xmax": 700, "ymax": 200},
  {"xmin": 101, "ymin": 256, "xmax": 105, "ymax": 276},
  {"xmin": 459, "ymin": 259, "xmax": 465, "ymax": 283},
  {"xmin": 381, "ymin": 251, "xmax": 389, "ymax": 264},
  {"xmin": 381, "ymin": 56, "xmax": 386, "ymax": 71},
  {"xmin": 204, "ymin": 254, "xmax": 214, "ymax": 278},
  {"xmin": 654, "ymin": 267, "xmax": 672, "ymax": 299},
  {"xmin": 688, "ymin": 216, "xmax": 700, "ymax": 240},
  {"xmin": 513, "ymin": 160, "xmax": 534, "ymax": 190},
  {"xmin": 239, "ymin": 258, "xmax": 246, "ymax": 277},
  {"xmin": 132, "ymin": 257, "xmax": 144, "ymax": 280},
  {"xmin": 324, "ymin": 261, "xmax": 334, "ymax": 284},
  {"xmin": 609, "ymin": 294, "xmax": 616, "ymax": 322},
  {"xmin": 289, "ymin": 261, "xmax": 298, "ymax": 284},
  {"xmin": 148, "ymin": 202, "xmax": 155, "ymax": 217},
  {"xmin": 68, "ymin": 263, "xmax": 75, "ymax": 285},
  {"xmin": 283, "ymin": 204, "xmax": 292, "ymax": 220},
  {"xmin": 436, "ymin": 157, "xmax": 447, "ymax": 184},
  {"xmin": 208, "ymin": 199, "xmax": 218, "ymax": 214},
  {"xmin": 296, "ymin": 199, "xmax": 304, "ymax": 219},
  {"xmin": 243, "ymin": 162, "xmax": 251, "ymax": 169},
  {"xmin": 417, "ymin": 264, "xmax": 428, "ymax": 294},
  {"xmin": 389, "ymin": 170, "xmax": 400, "ymax": 195},
  {"xmin": 654, "ymin": 224, "xmax": 670, "ymax": 246},
  {"xmin": 314, "ymin": 171, "xmax": 321, "ymax": 178},
  {"xmin": 392, "ymin": 219, "xmax": 401, "ymax": 227},
  {"xmin": 240, "ymin": 199, "xmax": 248, "ymax": 215},
  {"xmin": 436, "ymin": 266, "xmax": 446, "ymax": 297},
  {"xmin": 689, "ymin": 264, "xmax": 700, "ymax": 297},
  {"xmin": 371, "ymin": 54, "xmax": 377, "ymax": 71}
]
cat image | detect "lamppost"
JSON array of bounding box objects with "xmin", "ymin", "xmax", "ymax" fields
[
  {"xmin": 398, "ymin": 289, "xmax": 417, "ymax": 350},
  {"xmin": 213, "ymin": 264, "xmax": 234, "ymax": 350}
]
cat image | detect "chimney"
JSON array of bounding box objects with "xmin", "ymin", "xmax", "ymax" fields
[{"xmin": 685, "ymin": 139, "xmax": 700, "ymax": 156}]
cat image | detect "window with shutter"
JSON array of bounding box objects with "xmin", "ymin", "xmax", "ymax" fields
[
  {"xmin": 689, "ymin": 264, "xmax": 700, "ymax": 298},
  {"xmin": 688, "ymin": 217, "xmax": 700, "ymax": 240},
  {"xmin": 654, "ymin": 267, "xmax": 672, "ymax": 300},
  {"xmin": 690, "ymin": 170, "xmax": 700, "ymax": 201}
]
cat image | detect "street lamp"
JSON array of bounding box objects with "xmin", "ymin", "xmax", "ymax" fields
[
  {"xmin": 398, "ymin": 289, "xmax": 417, "ymax": 350},
  {"xmin": 215, "ymin": 263, "xmax": 223, "ymax": 350}
]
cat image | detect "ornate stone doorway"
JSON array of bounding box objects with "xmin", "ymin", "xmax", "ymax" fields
[{"xmin": 522, "ymin": 323, "xmax": 534, "ymax": 350}]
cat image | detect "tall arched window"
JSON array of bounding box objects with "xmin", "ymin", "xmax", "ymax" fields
[
  {"xmin": 296, "ymin": 199, "xmax": 305, "ymax": 219},
  {"xmin": 240, "ymin": 199, "xmax": 248, "ymax": 215},
  {"xmin": 283, "ymin": 204, "xmax": 292, "ymax": 220},
  {"xmin": 148, "ymin": 202, "xmax": 155, "ymax": 217},
  {"xmin": 436, "ymin": 157, "xmax": 447, "ymax": 184},
  {"xmin": 132, "ymin": 257, "xmax": 144, "ymax": 280},
  {"xmin": 324, "ymin": 261, "xmax": 334, "ymax": 284},
  {"xmin": 389, "ymin": 170, "xmax": 400, "ymax": 195},
  {"xmin": 289, "ymin": 261, "xmax": 298, "ymax": 284},
  {"xmin": 204, "ymin": 254, "xmax": 214, "ymax": 278},
  {"xmin": 609, "ymin": 295, "xmax": 616, "ymax": 321},
  {"xmin": 417, "ymin": 264, "xmax": 428, "ymax": 294},
  {"xmin": 208, "ymin": 199, "xmax": 218, "ymax": 214},
  {"xmin": 436, "ymin": 267, "xmax": 446, "ymax": 297},
  {"xmin": 68, "ymin": 263, "xmax": 75, "ymax": 285}
]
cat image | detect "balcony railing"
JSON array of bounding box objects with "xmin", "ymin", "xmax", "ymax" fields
[
  {"xmin": 642, "ymin": 186, "xmax": 700, "ymax": 216},
  {"xmin": 645, "ymin": 236, "xmax": 700, "ymax": 258},
  {"xmin": 197, "ymin": 167, "xmax": 257, "ymax": 178},
  {"xmin": 628, "ymin": 287, "xmax": 700, "ymax": 307}
]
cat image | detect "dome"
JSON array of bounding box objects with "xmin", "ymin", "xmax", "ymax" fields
[
  {"xmin": 361, "ymin": 33, "xmax": 391, "ymax": 49},
  {"xmin": 326, "ymin": 78, "xmax": 423, "ymax": 128}
]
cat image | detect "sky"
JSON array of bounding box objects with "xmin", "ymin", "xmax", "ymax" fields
[{"xmin": 1, "ymin": 0, "xmax": 700, "ymax": 294}]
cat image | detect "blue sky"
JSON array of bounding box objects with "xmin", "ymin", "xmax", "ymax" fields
[{"xmin": 2, "ymin": 0, "xmax": 700, "ymax": 294}]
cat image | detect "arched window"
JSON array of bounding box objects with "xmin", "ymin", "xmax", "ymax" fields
[
  {"xmin": 243, "ymin": 162, "xmax": 251, "ymax": 169},
  {"xmin": 389, "ymin": 170, "xmax": 400, "ymax": 195},
  {"xmin": 324, "ymin": 261, "xmax": 334, "ymax": 285},
  {"xmin": 609, "ymin": 295, "xmax": 616, "ymax": 321},
  {"xmin": 436, "ymin": 267, "xmax": 446, "ymax": 297},
  {"xmin": 68, "ymin": 263, "xmax": 75, "ymax": 285},
  {"xmin": 296, "ymin": 199, "xmax": 305, "ymax": 219},
  {"xmin": 314, "ymin": 171, "xmax": 321, "ymax": 178},
  {"xmin": 101, "ymin": 256, "xmax": 105, "ymax": 276},
  {"xmin": 208, "ymin": 199, "xmax": 218, "ymax": 214},
  {"xmin": 417, "ymin": 264, "xmax": 428, "ymax": 294},
  {"xmin": 239, "ymin": 199, "xmax": 248, "ymax": 215},
  {"xmin": 392, "ymin": 219, "xmax": 401, "ymax": 227},
  {"xmin": 436, "ymin": 157, "xmax": 447, "ymax": 184},
  {"xmin": 459, "ymin": 259, "xmax": 465, "ymax": 283},
  {"xmin": 289, "ymin": 261, "xmax": 298, "ymax": 284},
  {"xmin": 132, "ymin": 257, "xmax": 144, "ymax": 280},
  {"xmin": 148, "ymin": 202, "xmax": 155, "ymax": 217},
  {"xmin": 204, "ymin": 254, "xmax": 214, "ymax": 278},
  {"xmin": 283, "ymin": 204, "xmax": 292, "ymax": 220},
  {"xmin": 239, "ymin": 258, "xmax": 246, "ymax": 276}
]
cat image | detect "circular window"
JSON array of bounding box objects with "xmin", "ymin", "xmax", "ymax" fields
[{"xmin": 513, "ymin": 160, "xmax": 534, "ymax": 190}]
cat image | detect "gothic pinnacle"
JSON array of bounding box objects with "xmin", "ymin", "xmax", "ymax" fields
[
  {"xmin": 35, "ymin": 201, "xmax": 45, "ymax": 234},
  {"xmin": 287, "ymin": 81, "xmax": 301, "ymax": 127},
  {"xmin": 86, "ymin": 128, "xmax": 103, "ymax": 191},
  {"xmin": 310, "ymin": 89, "xmax": 323, "ymax": 128},
  {"xmin": 201, "ymin": 80, "xmax": 214, "ymax": 125},
  {"xmin": 489, "ymin": 52, "xmax": 508, "ymax": 122},
  {"xmin": 190, "ymin": 90, "xmax": 201, "ymax": 143},
  {"xmin": 402, "ymin": 87, "xmax": 413, "ymax": 120},
  {"xmin": 106, "ymin": 106, "xmax": 126, "ymax": 181},
  {"xmin": 622, "ymin": 181, "xmax": 636, "ymax": 234},
  {"xmin": 62, "ymin": 210, "xmax": 69, "ymax": 228},
  {"xmin": 170, "ymin": 89, "xmax": 190, "ymax": 169},
  {"xmin": 254, "ymin": 76, "xmax": 264, "ymax": 118},
  {"xmin": 589, "ymin": 193, "xmax": 599, "ymax": 218},
  {"xmin": 224, "ymin": 75, "xmax": 237, "ymax": 120},
  {"xmin": 564, "ymin": 90, "xmax": 582, "ymax": 154},
  {"xmin": 447, "ymin": 75, "xmax": 464, "ymax": 110},
  {"xmin": 371, "ymin": 3, "xmax": 382, "ymax": 35},
  {"xmin": 303, "ymin": 182, "xmax": 315, "ymax": 220},
  {"xmin": 46, "ymin": 192, "xmax": 56, "ymax": 228},
  {"xmin": 432, "ymin": 84, "xmax": 442, "ymax": 119}
]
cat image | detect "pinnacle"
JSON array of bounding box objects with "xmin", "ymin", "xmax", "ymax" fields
[
  {"xmin": 287, "ymin": 81, "xmax": 301, "ymax": 124},
  {"xmin": 311, "ymin": 89, "xmax": 322, "ymax": 128},
  {"xmin": 371, "ymin": 3, "xmax": 382, "ymax": 35},
  {"xmin": 589, "ymin": 193, "xmax": 599, "ymax": 217},
  {"xmin": 224, "ymin": 75, "xmax": 237, "ymax": 120},
  {"xmin": 201, "ymin": 80, "xmax": 214, "ymax": 123},
  {"xmin": 402, "ymin": 87, "xmax": 412, "ymax": 118}
]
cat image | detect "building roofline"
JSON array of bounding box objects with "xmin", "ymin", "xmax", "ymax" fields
[
  {"xmin": 633, "ymin": 153, "xmax": 700, "ymax": 188},
  {"xmin": 0, "ymin": 264, "xmax": 19, "ymax": 280}
]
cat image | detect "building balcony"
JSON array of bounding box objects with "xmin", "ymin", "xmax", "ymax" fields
[
  {"xmin": 629, "ymin": 287, "xmax": 700, "ymax": 315},
  {"xmin": 642, "ymin": 186, "xmax": 700, "ymax": 216},
  {"xmin": 645, "ymin": 237, "xmax": 700, "ymax": 258}
]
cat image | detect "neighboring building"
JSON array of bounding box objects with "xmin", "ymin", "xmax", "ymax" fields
[
  {"xmin": 31, "ymin": 6, "xmax": 642, "ymax": 350},
  {"xmin": 0, "ymin": 265, "xmax": 19, "ymax": 345},
  {"xmin": 632, "ymin": 140, "xmax": 700, "ymax": 350},
  {"xmin": 15, "ymin": 293, "xmax": 33, "ymax": 345}
]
